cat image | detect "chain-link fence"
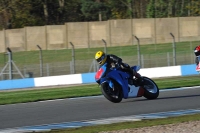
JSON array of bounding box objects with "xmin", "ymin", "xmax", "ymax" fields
[{"xmin": 0, "ymin": 39, "xmax": 198, "ymax": 80}]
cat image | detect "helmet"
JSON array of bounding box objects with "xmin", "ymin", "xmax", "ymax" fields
[
  {"xmin": 95, "ymin": 51, "xmax": 107, "ymax": 65},
  {"xmin": 194, "ymin": 45, "xmax": 200, "ymax": 56}
]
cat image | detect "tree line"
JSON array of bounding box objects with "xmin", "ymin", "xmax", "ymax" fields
[{"xmin": 0, "ymin": 0, "xmax": 199, "ymax": 29}]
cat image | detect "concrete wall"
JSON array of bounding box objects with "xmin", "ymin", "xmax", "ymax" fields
[
  {"xmin": 110, "ymin": 19, "xmax": 132, "ymax": 46},
  {"xmin": 6, "ymin": 28, "xmax": 25, "ymax": 51},
  {"xmin": 155, "ymin": 18, "xmax": 179, "ymax": 43},
  {"xmin": 89, "ymin": 21, "xmax": 109, "ymax": 48},
  {"xmin": 179, "ymin": 17, "xmax": 200, "ymax": 42},
  {"xmin": 0, "ymin": 16, "xmax": 200, "ymax": 52},
  {"xmin": 47, "ymin": 25, "xmax": 66, "ymax": 49},
  {"xmin": 26, "ymin": 26, "xmax": 47, "ymax": 51},
  {"xmin": 0, "ymin": 64, "xmax": 198, "ymax": 90},
  {"xmin": 132, "ymin": 18, "xmax": 155, "ymax": 45},
  {"xmin": 0, "ymin": 30, "xmax": 6, "ymax": 52},
  {"xmin": 67, "ymin": 22, "xmax": 89, "ymax": 48}
]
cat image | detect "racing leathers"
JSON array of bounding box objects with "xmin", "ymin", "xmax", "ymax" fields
[
  {"xmin": 194, "ymin": 45, "xmax": 200, "ymax": 65},
  {"xmin": 101, "ymin": 54, "xmax": 143, "ymax": 85}
]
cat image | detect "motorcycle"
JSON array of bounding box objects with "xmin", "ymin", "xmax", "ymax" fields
[
  {"xmin": 196, "ymin": 56, "xmax": 200, "ymax": 72},
  {"xmin": 95, "ymin": 63, "xmax": 159, "ymax": 103}
]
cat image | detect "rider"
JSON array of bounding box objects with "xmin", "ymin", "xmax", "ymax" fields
[
  {"xmin": 95, "ymin": 50, "xmax": 143, "ymax": 85},
  {"xmin": 194, "ymin": 45, "xmax": 200, "ymax": 65}
]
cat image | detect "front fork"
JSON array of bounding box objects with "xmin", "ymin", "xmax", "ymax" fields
[
  {"xmin": 108, "ymin": 80, "xmax": 114, "ymax": 90},
  {"xmin": 100, "ymin": 77, "xmax": 114, "ymax": 90}
]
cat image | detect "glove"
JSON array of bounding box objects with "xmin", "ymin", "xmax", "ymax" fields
[
  {"xmin": 117, "ymin": 61, "xmax": 122, "ymax": 67},
  {"xmin": 115, "ymin": 62, "xmax": 122, "ymax": 69}
]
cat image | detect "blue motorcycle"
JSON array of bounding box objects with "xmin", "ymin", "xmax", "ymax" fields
[{"xmin": 95, "ymin": 63, "xmax": 159, "ymax": 103}]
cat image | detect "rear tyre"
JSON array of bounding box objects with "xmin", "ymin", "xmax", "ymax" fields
[
  {"xmin": 101, "ymin": 80, "xmax": 123, "ymax": 103},
  {"xmin": 142, "ymin": 77, "xmax": 159, "ymax": 99}
]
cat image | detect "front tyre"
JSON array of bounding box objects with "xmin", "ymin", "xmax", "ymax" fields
[
  {"xmin": 101, "ymin": 81, "xmax": 123, "ymax": 103},
  {"xmin": 142, "ymin": 77, "xmax": 159, "ymax": 99}
]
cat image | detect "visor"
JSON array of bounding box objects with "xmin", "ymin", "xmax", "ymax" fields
[{"xmin": 97, "ymin": 54, "xmax": 105, "ymax": 63}]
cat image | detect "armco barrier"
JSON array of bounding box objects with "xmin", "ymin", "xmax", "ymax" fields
[{"xmin": 0, "ymin": 64, "xmax": 199, "ymax": 90}]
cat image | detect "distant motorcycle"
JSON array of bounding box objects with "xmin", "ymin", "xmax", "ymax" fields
[
  {"xmin": 95, "ymin": 63, "xmax": 159, "ymax": 103},
  {"xmin": 196, "ymin": 56, "xmax": 200, "ymax": 72}
]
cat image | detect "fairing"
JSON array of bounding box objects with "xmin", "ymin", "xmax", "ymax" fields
[{"xmin": 95, "ymin": 63, "xmax": 131, "ymax": 98}]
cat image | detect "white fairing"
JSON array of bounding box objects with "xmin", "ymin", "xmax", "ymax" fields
[{"xmin": 127, "ymin": 84, "xmax": 140, "ymax": 98}]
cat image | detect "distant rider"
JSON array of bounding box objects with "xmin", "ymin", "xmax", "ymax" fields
[
  {"xmin": 194, "ymin": 45, "xmax": 200, "ymax": 65},
  {"xmin": 95, "ymin": 50, "xmax": 143, "ymax": 85}
]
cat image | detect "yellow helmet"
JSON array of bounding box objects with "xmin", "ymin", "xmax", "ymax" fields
[{"xmin": 95, "ymin": 51, "xmax": 107, "ymax": 65}]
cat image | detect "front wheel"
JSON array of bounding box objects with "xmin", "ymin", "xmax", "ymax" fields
[
  {"xmin": 142, "ymin": 77, "xmax": 159, "ymax": 99},
  {"xmin": 101, "ymin": 80, "xmax": 123, "ymax": 103}
]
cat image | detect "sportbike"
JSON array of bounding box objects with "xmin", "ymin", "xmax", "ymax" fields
[
  {"xmin": 196, "ymin": 56, "xmax": 200, "ymax": 72},
  {"xmin": 95, "ymin": 63, "xmax": 159, "ymax": 103}
]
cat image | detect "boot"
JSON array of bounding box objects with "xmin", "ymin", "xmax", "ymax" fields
[
  {"xmin": 135, "ymin": 73, "xmax": 144, "ymax": 86},
  {"xmin": 126, "ymin": 67, "xmax": 134, "ymax": 79},
  {"xmin": 126, "ymin": 67, "xmax": 143, "ymax": 85}
]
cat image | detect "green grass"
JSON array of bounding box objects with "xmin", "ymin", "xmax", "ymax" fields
[
  {"xmin": 0, "ymin": 86, "xmax": 100, "ymax": 105},
  {"xmin": 0, "ymin": 75, "xmax": 200, "ymax": 105},
  {"xmin": 0, "ymin": 41, "xmax": 199, "ymax": 67}
]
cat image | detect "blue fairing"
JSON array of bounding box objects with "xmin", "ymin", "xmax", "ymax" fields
[
  {"xmin": 131, "ymin": 65, "xmax": 140, "ymax": 72},
  {"xmin": 98, "ymin": 66, "xmax": 130, "ymax": 99}
]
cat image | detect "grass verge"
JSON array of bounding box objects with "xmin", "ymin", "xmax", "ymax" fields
[
  {"xmin": 42, "ymin": 114, "xmax": 200, "ymax": 133},
  {"xmin": 0, "ymin": 75, "xmax": 200, "ymax": 105}
]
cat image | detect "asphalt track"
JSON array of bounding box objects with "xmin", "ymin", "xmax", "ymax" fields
[{"xmin": 0, "ymin": 86, "xmax": 200, "ymax": 130}]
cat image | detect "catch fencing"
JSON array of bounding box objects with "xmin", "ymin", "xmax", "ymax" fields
[
  {"xmin": 0, "ymin": 16, "xmax": 200, "ymax": 80},
  {"xmin": 0, "ymin": 45, "xmax": 196, "ymax": 80}
]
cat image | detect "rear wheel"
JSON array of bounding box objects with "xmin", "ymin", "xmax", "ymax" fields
[
  {"xmin": 142, "ymin": 77, "xmax": 159, "ymax": 99},
  {"xmin": 101, "ymin": 80, "xmax": 123, "ymax": 103}
]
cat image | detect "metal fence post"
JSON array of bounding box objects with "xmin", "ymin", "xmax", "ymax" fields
[
  {"xmin": 0, "ymin": 47, "xmax": 24, "ymax": 79},
  {"xmin": 134, "ymin": 35, "xmax": 141, "ymax": 66},
  {"xmin": 37, "ymin": 45, "xmax": 43, "ymax": 77},
  {"xmin": 102, "ymin": 39, "xmax": 107, "ymax": 53},
  {"xmin": 70, "ymin": 42, "xmax": 75, "ymax": 74},
  {"xmin": 141, "ymin": 54, "xmax": 144, "ymax": 68},
  {"xmin": 70, "ymin": 61, "xmax": 72, "ymax": 74},
  {"xmin": 170, "ymin": 33, "xmax": 176, "ymax": 66},
  {"xmin": 7, "ymin": 48, "xmax": 13, "ymax": 79},
  {"xmin": 167, "ymin": 52, "xmax": 170, "ymax": 66}
]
